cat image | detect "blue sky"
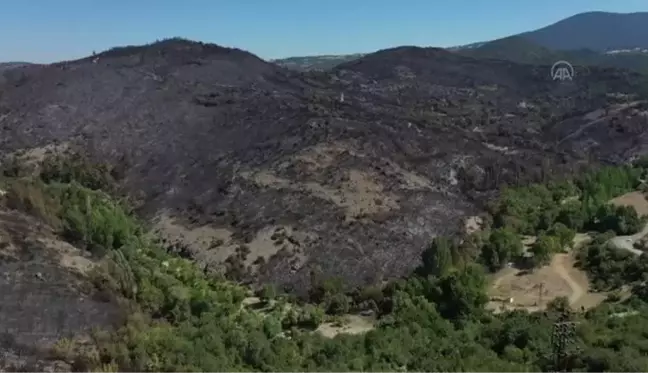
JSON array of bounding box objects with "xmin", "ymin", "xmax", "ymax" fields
[{"xmin": 1, "ymin": 0, "xmax": 646, "ymax": 63}]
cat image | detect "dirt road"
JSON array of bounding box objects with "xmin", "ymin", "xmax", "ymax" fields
[
  {"xmin": 608, "ymin": 223, "xmax": 648, "ymax": 256},
  {"xmin": 607, "ymin": 191, "xmax": 648, "ymax": 255},
  {"xmin": 559, "ymin": 101, "xmax": 645, "ymax": 144},
  {"xmin": 551, "ymin": 253, "xmax": 584, "ymax": 305}
]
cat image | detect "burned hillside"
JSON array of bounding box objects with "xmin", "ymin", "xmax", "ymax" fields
[
  {"xmin": 0, "ymin": 39, "xmax": 647, "ymax": 292},
  {"xmin": 0, "ymin": 206, "xmax": 123, "ymax": 371}
]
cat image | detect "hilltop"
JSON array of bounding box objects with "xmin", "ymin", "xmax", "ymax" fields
[{"xmin": 1, "ymin": 38, "xmax": 648, "ymax": 295}]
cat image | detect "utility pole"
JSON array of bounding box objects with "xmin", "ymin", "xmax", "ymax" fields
[
  {"xmin": 538, "ymin": 282, "xmax": 544, "ymax": 306},
  {"xmin": 549, "ymin": 312, "xmax": 580, "ymax": 372}
]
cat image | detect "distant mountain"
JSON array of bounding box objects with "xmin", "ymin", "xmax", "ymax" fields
[
  {"xmin": 456, "ymin": 36, "xmax": 563, "ymax": 64},
  {"xmin": 519, "ymin": 11, "xmax": 648, "ymax": 52},
  {"xmin": 456, "ymin": 36, "xmax": 648, "ymax": 74},
  {"xmin": 278, "ymin": 40, "xmax": 648, "ymax": 75},
  {"xmin": 453, "ymin": 11, "xmax": 648, "ymax": 70},
  {"xmin": 445, "ymin": 12, "xmax": 648, "ymax": 75},
  {"xmin": 272, "ymin": 54, "xmax": 364, "ymax": 71},
  {"xmin": 455, "ymin": 12, "xmax": 648, "ymax": 53},
  {"xmin": 277, "ymin": 12, "xmax": 648, "ymax": 73}
]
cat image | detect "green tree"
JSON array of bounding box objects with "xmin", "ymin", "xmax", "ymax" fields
[
  {"xmin": 300, "ymin": 304, "xmax": 325, "ymax": 328},
  {"xmin": 262, "ymin": 316, "xmax": 282, "ymax": 338},
  {"xmin": 546, "ymin": 296, "xmax": 570, "ymax": 313},
  {"xmin": 556, "ymin": 201, "xmax": 586, "ymax": 231},
  {"xmin": 259, "ymin": 284, "xmax": 277, "ymax": 305},
  {"xmin": 309, "ymin": 276, "xmax": 344, "ymax": 304},
  {"xmin": 591, "ymin": 204, "xmax": 643, "ymax": 235},
  {"xmin": 547, "ymin": 222, "xmax": 575, "ymax": 249},
  {"xmin": 420, "ymin": 236, "xmax": 454, "ymax": 277},
  {"xmin": 530, "ymin": 234, "xmax": 559, "ymax": 266},
  {"xmin": 481, "ymin": 228, "xmax": 523, "ymax": 271},
  {"xmin": 432, "ymin": 264, "xmax": 488, "ymax": 320},
  {"xmin": 326, "ymin": 293, "xmax": 351, "ymax": 315},
  {"xmin": 548, "ymin": 180, "xmax": 579, "ymax": 203}
]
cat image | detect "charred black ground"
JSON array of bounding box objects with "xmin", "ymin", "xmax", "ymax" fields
[{"xmin": 1, "ymin": 38, "xmax": 648, "ymax": 294}]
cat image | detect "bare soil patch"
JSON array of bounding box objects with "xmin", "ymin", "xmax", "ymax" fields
[
  {"xmin": 292, "ymin": 142, "xmax": 352, "ymax": 172},
  {"xmin": 573, "ymin": 233, "xmax": 592, "ymax": 247},
  {"xmin": 316, "ymin": 315, "xmax": 375, "ymax": 338},
  {"xmin": 291, "ymin": 142, "xmax": 436, "ymax": 193},
  {"xmin": 464, "ymin": 216, "xmax": 483, "ymax": 234},
  {"xmin": 152, "ymin": 211, "xmax": 236, "ymax": 264},
  {"xmin": 152, "ymin": 212, "xmax": 310, "ymax": 272},
  {"xmin": 487, "ymin": 251, "xmax": 606, "ymax": 313},
  {"xmin": 242, "ymin": 225, "xmax": 309, "ymax": 268},
  {"xmin": 242, "ymin": 168, "xmax": 400, "ymax": 221},
  {"xmin": 38, "ymin": 237, "xmax": 95, "ymax": 275},
  {"xmin": 607, "ymin": 191, "xmax": 648, "ymax": 253},
  {"xmin": 609, "ymin": 191, "xmax": 648, "ymax": 216},
  {"xmin": 13, "ymin": 143, "xmax": 70, "ymax": 164}
]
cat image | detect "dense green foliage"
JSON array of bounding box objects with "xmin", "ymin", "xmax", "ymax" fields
[
  {"xmin": 481, "ymin": 164, "xmax": 647, "ymax": 271},
  {"xmin": 5, "ymin": 155, "xmax": 648, "ymax": 371},
  {"xmin": 492, "ymin": 165, "xmax": 641, "ymax": 235},
  {"xmin": 576, "ymin": 232, "xmax": 648, "ymax": 291},
  {"xmin": 480, "ymin": 227, "xmax": 523, "ymax": 271}
]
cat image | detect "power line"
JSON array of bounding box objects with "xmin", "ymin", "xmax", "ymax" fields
[{"xmin": 549, "ymin": 312, "xmax": 581, "ymax": 372}]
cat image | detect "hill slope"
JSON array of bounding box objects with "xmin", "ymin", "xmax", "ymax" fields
[
  {"xmin": 1, "ymin": 39, "xmax": 648, "ymax": 293},
  {"xmin": 0, "ymin": 62, "xmax": 33, "ymax": 73},
  {"xmin": 0, "ymin": 202, "xmax": 122, "ymax": 370}
]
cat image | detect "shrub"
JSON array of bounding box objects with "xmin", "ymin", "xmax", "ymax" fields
[{"xmin": 3, "ymin": 178, "xmax": 62, "ymax": 230}]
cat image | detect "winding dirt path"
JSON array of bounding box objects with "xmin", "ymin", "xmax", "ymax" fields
[
  {"xmin": 316, "ymin": 315, "xmax": 375, "ymax": 338},
  {"xmin": 551, "ymin": 254, "xmax": 584, "ymax": 305},
  {"xmin": 558, "ymin": 101, "xmax": 644, "ymax": 144},
  {"xmin": 607, "ymin": 191, "xmax": 648, "ymax": 255},
  {"xmin": 608, "ymin": 222, "xmax": 648, "ymax": 256}
]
